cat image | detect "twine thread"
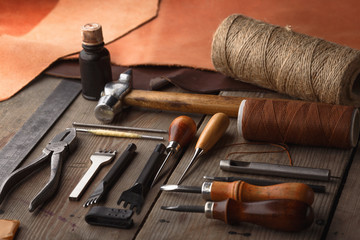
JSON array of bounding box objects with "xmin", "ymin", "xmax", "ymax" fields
[{"xmin": 212, "ymin": 15, "xmax": 360, "ymax": 106}]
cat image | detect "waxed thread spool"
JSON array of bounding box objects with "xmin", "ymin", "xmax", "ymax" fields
[
  {"xmin": 211, "ymin": 14, "xmax": 360, "ymax": 106},
  {"xmin": 237, "ymin": 99, "xmax": 360, "ymax": 149}
]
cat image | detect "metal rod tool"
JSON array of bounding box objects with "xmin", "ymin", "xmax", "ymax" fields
[
  {"xmin": 161, "ymin": 180, "xmax": 314, "ymax": 205},
  {"xmin": 0, "ymin": 80, "xmax": 81, "ymax": 184},
  {"xmin": 151, "ymin": 116, "xmax": 197, "ymax": 187},
  {"xmin": 161, "ymin": 199, "xmax": 314, "ymax": 232},
  {"xmin": 177, "ymin": 113, "xmax": 229, "ymax": 184},
  {"xmin": 75, "ymin": 128, "xmax": 164, "ymax": 140},
  {"xmin": 220, "ymin": 159, "xmax": 331, "ymax": 181},
  {"xmin": 83, "ymin": 144, "xmax": 137, "ymax": 207},
  {"xmin": 203, "ymin": 176, "xmax": 326, "ymax": 193},
  {"xmin": 73, "ymin": 122, "xmax": 167, "ymax": 133}
]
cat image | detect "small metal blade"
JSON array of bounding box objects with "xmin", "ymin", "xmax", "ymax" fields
[
  {"xmin": 160, "ymin": 185, "xmax": 201, "ymax": 193},
  {"xmin": 177, "ymin": 148, "xmax": 204, "ymax": 185},
  {"xmin": 161, "ymin": 205, "xmax": 204, "ymax": 213}
]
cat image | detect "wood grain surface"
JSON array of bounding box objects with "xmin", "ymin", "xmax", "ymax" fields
[{"xmin": 0, "ymin": 75, "xmax": 358, "ymax": 239}]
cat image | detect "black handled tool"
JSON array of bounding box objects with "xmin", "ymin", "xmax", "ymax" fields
[
  {"xmin": 118, "ymin": 143, "xmax": 166, "ymax": 214},
  {"xmin": 85, "ymin": 206, "xmax": 134, "ymax": 229},
  {"xmin": 83, "ymin": 143, "xmax": 137, "ymax": 207}
]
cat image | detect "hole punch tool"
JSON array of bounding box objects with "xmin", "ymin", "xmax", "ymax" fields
[
  {"xmin": 118, "ymin": 143, "xmax": 166, "ymax": 214},
  {"xmin": 69, "ymin": 150, "xmax": 117, "ymax": 201},
  {"xmin": 0, "ymin": 128, "xmax": 77, "ymax": 212},
  {"xmin": 83, "ymin": 143, "xmax": 137, "ymax": 208}
]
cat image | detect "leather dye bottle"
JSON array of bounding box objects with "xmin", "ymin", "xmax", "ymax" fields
[{"xmin": 79, "ymin": 23, "xmax": 112, "ymax": 100}]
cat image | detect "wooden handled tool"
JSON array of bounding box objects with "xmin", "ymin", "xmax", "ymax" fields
[
  {"xmin": 124, "ymin": 90, "xmax": 242, "ymax": 117},
  {"xmin": 95, "ymin": 69, "xmax": 243, "ymax": 123},
  {"xmin": 151, "ymin": 116, "xmax": 197, "ymax": 186},
  {"xmin": 161, "ymin": 180, "xmax": 314, "ymax": 205},
  {"xmin": 161, "ymin": 199, "xmax": 314, "ymax": 232},
  {"xmin": 208, "ymin": 181, "xmax": 314, "ymax": 205},
  {"xmin": 177, "ymin": 113, "xmax": 230, "ymax": 184}
]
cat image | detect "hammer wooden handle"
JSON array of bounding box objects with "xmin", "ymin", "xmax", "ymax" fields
[
  {"xmin": 209, "ymin": 181, "xmax": 314, "ymax": 205},
  {"xmin": 124, "ymin": 90, "xmax": 243, "ymax": 117}
]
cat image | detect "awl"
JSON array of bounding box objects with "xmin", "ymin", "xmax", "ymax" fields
[
  {"xmin": 161, "ymin": 180, "xmax": 314, "ymax": 205},
  {"xmin": 151, "ymin": 116, "xmax": 197, "ymax": 186},
  {"xmin": 161, "ymin": 199, "xmax": 314, "ymax": 232},
  {"xmin": 177, "ymin": 113, "xmax": 229, "ymax": 184}
]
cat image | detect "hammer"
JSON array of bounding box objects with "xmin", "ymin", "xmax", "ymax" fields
[{"xmin": 95, "ymin": 69, "xmax": 245, "ymax": 123}]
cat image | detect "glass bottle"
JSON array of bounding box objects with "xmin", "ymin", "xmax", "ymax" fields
[{"xmin": 79, "ymin": 23, "xmax": 112, "ymax": 100}]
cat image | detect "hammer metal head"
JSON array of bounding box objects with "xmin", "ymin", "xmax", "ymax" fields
[{"xmin": 95, "ymin": 69, "xmax": 132, "ymax": 123}]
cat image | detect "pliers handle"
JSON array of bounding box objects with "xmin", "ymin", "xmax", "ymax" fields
[{"xmin": 0, "ymin": 128, "xmax": 77, "ymax": 212}]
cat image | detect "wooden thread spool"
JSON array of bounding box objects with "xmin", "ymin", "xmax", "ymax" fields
[
  {"xmin": 237, "ymin": 99, "xmax": 359, "ymax": 148},
  {"xmin": 211, "ymin": 14, "xmax": 360, "ymax": 106}
]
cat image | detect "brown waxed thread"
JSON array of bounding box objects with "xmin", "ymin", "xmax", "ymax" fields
[
  {"xmin": 241, "ymin": 99, "xmax": 355, "ymax": 148},
  {"xmin": 224, "ymin": 142, "xmax": 293, "ymax": 166},
  {"xmin": 211, "ymin": 14, "xmax": 360, "ymax": 106}
]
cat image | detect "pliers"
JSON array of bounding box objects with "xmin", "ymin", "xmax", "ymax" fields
[{"xmin": 0, "ymin": 128, "xmax": 77, "ymax": 212}]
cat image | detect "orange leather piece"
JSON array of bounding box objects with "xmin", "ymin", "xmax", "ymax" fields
[
  {"xmin": 108, "ymin": 0, "xmax": 360, "ymax": 70},
  {"xmin": 1, "ymin": 0, "xmax": 360, "ymax": 102},
  {"xmin": 0, "ymin": 0, "xmax": 58, "ymax": 36},
  {"xmin": 0, "ymin": 0, "xmax": 159, "ymax": 101},
  {"xmin": 0, "ymin": 219, "xmax": 20, "ymax": 240}
]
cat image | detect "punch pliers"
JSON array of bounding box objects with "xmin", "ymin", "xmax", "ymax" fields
[{"xmin": 0, "ymin": 128, "xmax": 77, "ymax": 212}]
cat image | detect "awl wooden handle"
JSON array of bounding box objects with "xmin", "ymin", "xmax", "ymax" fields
[
  {"xmin": 209, "ymin": 181, "xmax": 314, "ymax": 205},
  {"xmin": 212, "ymin": 199, "xmax": 314, "ymax": 232},
  {"xmin": 195, "ymin": 113, "xmax": 230, "ymax": 152}
]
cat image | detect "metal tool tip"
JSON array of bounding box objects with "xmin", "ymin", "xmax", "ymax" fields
[
  {"xmin": 124, "ymin": 69, "xmax": 132, "ymax": 75},
  {"xmin": 161, "ymin": 205, "xmax": 204, "ymax": 213},
  {"xmin": 160, "ymin": 185, "xmax": 178, "ymax": 191},
  {"xmin": 161, "ymin": 206, "xmax": 175, "ymax": 211}
]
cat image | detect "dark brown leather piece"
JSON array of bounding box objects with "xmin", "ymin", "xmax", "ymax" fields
[{"xmin": 45, "ymin": 60, "xmax": 267, "ymax": 93}]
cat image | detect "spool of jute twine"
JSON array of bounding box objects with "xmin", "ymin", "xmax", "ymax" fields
[
  {"xmin": 237, "ymin": 98, "xmax": 359, "ymax": 148},
  {"xmin": 212, "ymin": 15, "xmax": 360, "ymax": 106}
]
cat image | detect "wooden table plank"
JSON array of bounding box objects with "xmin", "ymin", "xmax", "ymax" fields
[
  {"xmin": 0, "ymin": 77, "xmax": 356, "ymax": 239},
  {"xmin": 327, "ymin": 146, "xmax": 360, "ymax": 240},
  {"xmin": 0, "ymin": 75, "xmax": 203, "ymax": 239}
]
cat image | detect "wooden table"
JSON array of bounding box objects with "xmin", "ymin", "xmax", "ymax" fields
[{"xmin": 0, "ymin": 75, "xmax": 359, "ymax": 239}]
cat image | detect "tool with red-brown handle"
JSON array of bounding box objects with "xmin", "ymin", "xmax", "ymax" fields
[
  {"xmin": 161, "ymin": 199, "xmax": 314, "ymax": 232},
  {"xmin": 161, "ymin": 180, "xmax": 314, "ymax": 205},
  {"xmin": 151, "ymin": 116, "xmax": 197, "ymax": 186}
]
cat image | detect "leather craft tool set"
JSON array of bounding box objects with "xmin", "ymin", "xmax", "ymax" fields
[
  {"xmin": 0, "ymin": 68, "xmax": 350, "ymax": 233},
  {"xmin": 1, "ymin": 12, "xmax": 359, "ymax": 238}
]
